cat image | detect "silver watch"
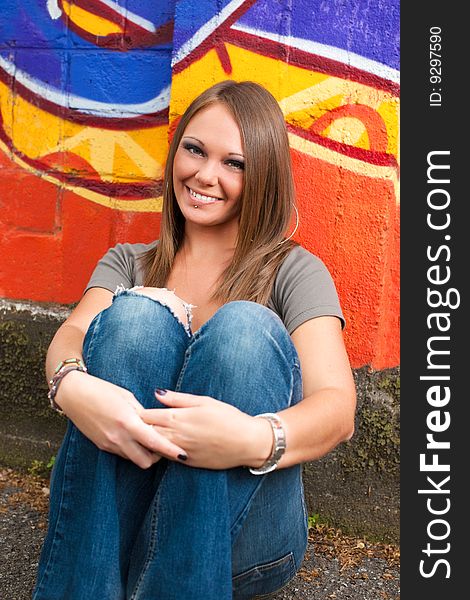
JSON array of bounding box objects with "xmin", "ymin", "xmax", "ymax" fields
[{"xmin": 249, "ymin": 413, "xmax": 287, "ymax": 475}]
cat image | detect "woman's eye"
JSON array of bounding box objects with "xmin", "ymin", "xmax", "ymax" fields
[
  {"xmin": 226, "ymin": 159, "xmax": 245, "ymax": 171},
  {"xmin": 183, "ymin": 143, "xmax": 203, "ymax": 156}
]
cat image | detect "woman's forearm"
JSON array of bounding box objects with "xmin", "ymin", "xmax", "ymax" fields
[
  {"xmin": 274, "ymin": 388, "xmax": 356, "ymax": 469},
  {"xmin": 45, "ymin": 321, "xmax": 188, "ymax": 467},
  {"xmin": 45, "ymin": 287, "xmax": 114, "ymax": 383},
  {"xmin": 45, "ymin": 322, "xmax": 86, "ymax": 382}
]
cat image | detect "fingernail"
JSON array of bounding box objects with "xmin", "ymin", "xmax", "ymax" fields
[
  {"xmin": 178, "ymin": 454, "xmax": 188, "ymax": 461},
  {"xmin": 155, "ymin": 388, "xmax": 167, "ymax": 396}
]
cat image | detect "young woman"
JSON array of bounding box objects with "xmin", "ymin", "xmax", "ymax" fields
[{"xmin": 33, "ymin": 80, "xmax": 356, "ymax": 600}]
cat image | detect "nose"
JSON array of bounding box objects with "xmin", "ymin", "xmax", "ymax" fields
[{"xmin": 195, "ymin": 161, "xmax": 218, "ymax": 186}]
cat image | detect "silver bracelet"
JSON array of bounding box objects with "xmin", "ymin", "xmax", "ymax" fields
[{"xmin": 249, "ymin": 413, "xmax": 287, "ymax": 475}]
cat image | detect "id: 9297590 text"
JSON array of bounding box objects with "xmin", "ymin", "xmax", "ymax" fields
[{"xmin": 429, "ymin": 26, "xmax": 442, "ymax": 107}]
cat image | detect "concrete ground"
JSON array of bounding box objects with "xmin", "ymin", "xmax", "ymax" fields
[{"xmin": 0, "ymin": 468, "xmax": 399, "ymax": 600}]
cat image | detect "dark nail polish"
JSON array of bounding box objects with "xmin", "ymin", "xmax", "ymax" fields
[
  {"xmin": 155, "ymin": 388, "xmax": 167, "ymax": 395},
  {"xmin": 178, "ymin": 454, "xmax": 188, "ymax": 461}
]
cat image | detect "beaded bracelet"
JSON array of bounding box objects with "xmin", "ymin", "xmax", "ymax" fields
[{"xmin": 47, "ymin": 358, "xmax": 87, "ymax": 415}]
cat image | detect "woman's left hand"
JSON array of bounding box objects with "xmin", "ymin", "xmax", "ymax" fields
[{"xmin": 141, "ymin": 390, "xmax": 273, "ymax": 469}]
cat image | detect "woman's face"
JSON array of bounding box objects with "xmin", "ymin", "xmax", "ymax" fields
[{"xmin": 172, "ymin": 102, "xmax": 245, "ymax": 229}]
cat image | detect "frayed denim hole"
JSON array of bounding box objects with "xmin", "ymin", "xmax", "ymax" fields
[
  {"xmin": 113, "ymin": 284, "xmax": 142, "ymax": 298},
  {"xmin": 111, "ymin": 287, "xmax": 193, "ymax": 338}
]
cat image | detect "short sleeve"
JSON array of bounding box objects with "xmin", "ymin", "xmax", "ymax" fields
[
  {"xmin": 83, "ymin": 242, "xmax": 152, "ymax": 294},
  {"xmin": 269, "ymin": 245, "xmax": 345, "ymax": 334}
]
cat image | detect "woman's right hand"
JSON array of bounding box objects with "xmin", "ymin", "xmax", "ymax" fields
[{"xmin": 54, "ymin": 369, "xmax": 188, "ymax": 469}]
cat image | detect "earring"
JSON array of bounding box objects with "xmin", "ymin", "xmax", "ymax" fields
[{"xmin": 284, "ymin": 204, "xmax": 299, "ymax": 242}]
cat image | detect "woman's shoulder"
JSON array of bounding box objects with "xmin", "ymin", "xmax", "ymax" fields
[
  {"xmin": 270, "ymin": 243, "xmax": 344, "ymax": 333},
  {"xmin": 84, "ymin": 240, "xmax": 158, "ymax": 294},
  {"xmin": 107, "ymin": 239, "xmax": 158, "ymax": 260},
  {"xmin": 277, "ymin": 244, "xmax": 331, "ymax": 279}
]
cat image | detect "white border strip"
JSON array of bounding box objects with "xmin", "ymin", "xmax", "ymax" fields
[
  {"xmin": 231, "ymin": 23, "xmax": 400, "ymax": 85},
  {"xmin": 0, "ymin": 55, "xmax": 170, "ymax": 117}
]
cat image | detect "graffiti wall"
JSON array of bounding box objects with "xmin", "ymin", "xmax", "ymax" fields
[{"xmin": 0, "ymin": 0, "xmax": 399, "ymax": 370}]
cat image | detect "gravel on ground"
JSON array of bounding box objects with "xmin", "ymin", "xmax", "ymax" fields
[{"xmin": 0, "ymin": 468, "xmax": 400, "ymax": 600}]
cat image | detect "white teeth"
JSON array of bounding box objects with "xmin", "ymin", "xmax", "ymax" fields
[{"xmin": 188, "ymin": 188, "xmax": 221, "ymax": 203}]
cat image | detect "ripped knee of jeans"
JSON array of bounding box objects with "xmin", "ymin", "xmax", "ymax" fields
[{"xmin": 117, "ymin": 286, "xmax": 195, "ymax": 334}]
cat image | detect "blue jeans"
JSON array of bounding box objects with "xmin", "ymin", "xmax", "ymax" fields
[{"xmin": 33, "ymin": 291, "xmax": 308, "ymax": 600}]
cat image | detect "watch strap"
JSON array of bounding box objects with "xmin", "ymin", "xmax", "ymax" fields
[{"xmin": 249, "ymin": 413, "xmax": 287, "ymax": 475}]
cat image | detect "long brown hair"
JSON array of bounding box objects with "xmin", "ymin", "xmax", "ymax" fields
[{"xmin": 141, "ymin": 80, "xmax": 298, "ymax": 305}]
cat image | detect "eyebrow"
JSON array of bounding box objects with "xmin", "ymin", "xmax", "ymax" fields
[{"xmin": 182, "ymin": 136, "xmax": 245, "ymax": 159}]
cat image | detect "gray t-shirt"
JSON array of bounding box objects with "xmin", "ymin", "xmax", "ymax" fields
[{"xmin": 85, "ymin": 242, "xmax": 345, "ymax": 333}]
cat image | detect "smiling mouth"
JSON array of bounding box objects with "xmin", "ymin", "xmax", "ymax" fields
[{"xmin": 188, "ymin": 187, "xmax": 223, "ymax": 204}]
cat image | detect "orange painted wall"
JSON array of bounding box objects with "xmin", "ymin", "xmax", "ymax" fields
[{"xmin": 0, "ymin": 1, "xmax": 399, "ymax": 370}]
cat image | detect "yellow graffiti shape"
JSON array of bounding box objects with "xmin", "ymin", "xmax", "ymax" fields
[
  {"xmin": 326, "ymin": 117, "xmax": 368, "ymax": 148},
  {"xmin": 60, "ymin": 129, "xmax": 164, "ymax": 182},
  {"xmin": 0, "ymin": 81, "xmax": 168, "ymax": 181},
  {"xmin": 61, "ymin": 0, "xmax": 123, "ymax": 36},
  {"xmin": 171, "ymin": 44, "xmax": 399, "ymax": 158},
  {"xmin": 279, "ymin": 79, "xmax": 399, "ymax": 157},
  {"xmin": 170, "ymin": 43, "xmax": 328, "ymax": 118}
]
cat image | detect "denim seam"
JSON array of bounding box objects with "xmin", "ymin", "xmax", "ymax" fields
[
  {"xmin": 128, "ymin": 471, "xmax": 167, "ymax": 600},
  {"xmin": 174, "ymin": 331, "xmax": 199, "ymax": 391},
  {"xmin": 234, "ymin": 553, "xmax": 296, "ymax": 600},
  {"xmin": 33, "ymin": 425, "xmax": 77, "ymax": 597},
  {"xmin": 83, "ymin": 310, "xmax": 104, "ymax": 366},
  {"xmin": 265, "ymin": 331, "xmax": 300, "ymax": 383},
  {"xmin": 297, "ymin": 468, "xmax": 309, "ymax": 569},
  {"xmin": 232, "ymin": 550, "xmax": 295, "ymax": 582},
  {"xmin": 232, "ymin": 356, "xmax": 297, "ymax": 542},
  {"xmin": 230, "ymin": 477, "xmax": 265, "ymax": 541},
  {"xmin": 290, "ymin": 362, "xmax": 303, "ymax": 408},
  {"xmin": 251, "ymin": 573, "xmax": 295, "ymax": 600}
]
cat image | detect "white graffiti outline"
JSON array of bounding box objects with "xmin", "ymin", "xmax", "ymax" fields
[
  {"xmin": 171, "ymin": 0, "xmax": 248, "ymax": 66},
  {"xmin": 47, "ymin": 0, "xmax": 156, "ymax": 32},
  {"xmin": 0, "ymin": 55, "xmax": 170, "ymax": 117},
  {"xmin": 47, "ymin": 0, "xmax": 62, "ymax": 20},
  {"xmin": 231, "ymin": 23, "xmax": 400, "ymax": 85}
]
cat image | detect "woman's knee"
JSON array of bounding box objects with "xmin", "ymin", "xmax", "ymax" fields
[
  {"xmin": 205, "ymin": 302, "xmax": 292, "ymax": 354},
  {"xmin": 210, "ymin": 301, "xmax": 282, "ymax": 337},
  {"xmin": 83, "ymin": 287, "xmax": 191, "ymax": 364},
  {"xmin": 199, "ymin": 301, "xmax": 299, "ymax": 374}
]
